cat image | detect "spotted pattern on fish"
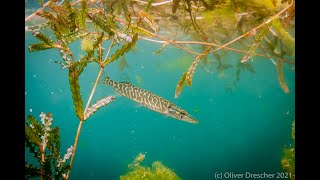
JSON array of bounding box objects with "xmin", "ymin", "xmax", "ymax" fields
[{"xmin": 103, "ymin": 76, "xmax": 198, "ymax": 124}]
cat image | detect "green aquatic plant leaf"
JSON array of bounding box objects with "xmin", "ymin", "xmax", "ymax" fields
[
  {"xmin": 241, "ymin": 24, "xmax": 271, "ymax": 63},
  {"xmin": 74, "ymin": 32, "xmax": 104, "ymax": 72},
  {"xmin": 146, "ymin": 0, "xmax": 154, "ymax": 11},
  {"xmin": 217, "ymin": 63, "xmax": 233, "ymax": 72},
  {"xmin": 55, "ymin": 165, "xmax": 71, "ymax": 179},
  {"xmin": 27, "ymin": 115, "xmax": 43, "ymax": 137},
  {"xmin": 25, "ymin": 122, "xmax": 42, "ymax": 149},
  {"xmin": 276, "ymin": 61, "xmax": 289, "ymax": 93},
  {"xmin": 28, "ymin": 43, "xmax": 53, "ymax": 52},
  {"xmin": 84, "ymin": 96, "xmax": 115, "ymax": 120},
  {"xmin": 47, "ymin": 127, "xmax": 61, "ymax": 157},
  {"xmin": 185, "ymin": 46, "xmax": 212, "ymax": 86},
  {"xmin": 138, "ymin": 10, "xmax": 159, "ymax": 33},
  {"xmin": 103, "ymin": 33, "xmax": 138, "ymax": 66},
  {"xmin": 291, "ymin": 120, "xmax": 295, "ymax": 140},
  {"xmin": 132, "ymin": 26, "xmax": 154, "ymax": 37},
  {"xmin": 271, "ymin": 19, "xmax": 295, "ymax": 54},
  {"xmin": 32, "ymin": 31, "xmax": 54, "ymax": 45},
  {"xmin": 78, "ymin": 0, "xmax": 88, "ymax": 30},
  {"xmin": 243, "ymin": 62, "xmax": 256, "ymax": 73},
  {"xmin": 92, "ymin": 32, "xmax": 105, "ymax": 53},
  {"xmin": 68, "ymin": 67, "xmax": 84, "ymax": 120},
  {"xmin": 25, "ymin": 112, "xmax": 71, "ymax": 179},
  {"xmin": 68, "ymin": 32, "xmax": 102, "ymax": 71},
  {"xmin": 183, "ymin": 0, "xmax": 208, "ymax": 41},
  {"xmin": 235, "ymin": 61, "xmax": 255, "ymax": 82},
  {"xmin": 25, "ymin": 114, "xmax": 44, "ymax": 162},
  {"xmin": 25, "ymin": 162, "xmax": 41, "ymax": 179},
  {"xmin": 88, "ymin": 12, "xmax": 115, "ymax": 36},
  {"xmin": 175, "ymin": 71, "xmax": 187, "ymax": 99},
  {"xmin": 154, "ymin": 43, "xmax": 169, "ymax": 55},
  {"xmin": 74, "ymin": 55, "xmax": 96, "ymax": 75}
]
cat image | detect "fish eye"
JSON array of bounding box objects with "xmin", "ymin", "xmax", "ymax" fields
[{"xmin": 180, "ymin": 111, "xmax": 186, "ymax": 118}]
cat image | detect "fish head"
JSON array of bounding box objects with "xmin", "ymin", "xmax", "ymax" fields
[{"xmin": 167, "ymin": 104, "xmax": 199, "ymax": 124}]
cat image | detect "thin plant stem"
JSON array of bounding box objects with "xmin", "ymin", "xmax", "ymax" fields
[
  {"xmin": 140, "ymin": 37, "xmax": 294, "ymax": 64},
  {"xmin": 67, "ymin": 67, "xmax": 103, "ymax": 178},
  {"xmin": 66, "ymin": 41, "xmax": 114, "ymax": 179},
  {"xmin": 84, "ymin": 68, "xmax": 104, "ymax": 114},
  {"xmin": 208, "ymin": 2, "xmax": 294, "ymax": 55},
  {"xmin": 104, "ymin": 39, "xmax": 114, "ymax": 63},
  {"xmin": 132, "ymin": 0, "xmax": 173, "ymax": 6},
  {"xmin": 67, "ymin": 120, "xmax": 83, "ymax": 178}
]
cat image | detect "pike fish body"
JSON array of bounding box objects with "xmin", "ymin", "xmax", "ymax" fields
[{"xmin": 103, "ymin": 76, "xmax": 198, "ymax": 124}]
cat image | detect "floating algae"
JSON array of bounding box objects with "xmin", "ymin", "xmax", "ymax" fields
[{"xmin": 120, "ymin": 153, "xmax": 181, "ymax": 180}]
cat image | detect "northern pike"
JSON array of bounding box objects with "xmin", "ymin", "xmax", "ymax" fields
[{"xmin": 103, "ymin": 76, "xmax": 198, "ymax": 124}]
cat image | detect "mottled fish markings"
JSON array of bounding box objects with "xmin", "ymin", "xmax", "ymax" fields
[{"xmin": 103, "ymin": 76, "xmax": 198, "ymax": 124}]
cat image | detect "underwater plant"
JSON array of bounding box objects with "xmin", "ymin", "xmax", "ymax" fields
[
  {"xmin": 120, "ymin": 153, "xmax": 181, "ymax": 180},
  {"xmin": 281, "ymin": 120, "xmax": 295, "ymax": 180},
  {"xmin": 25, "ymin": 112, "xmax": 73, "ymax": 179},
  {"xmin": 25, "ymin": 0, "xmax": 294, "ymax": 179}
]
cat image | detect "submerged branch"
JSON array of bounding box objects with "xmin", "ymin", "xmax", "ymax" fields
[
  {"xmin": 84, "ymin": 68, "xmax": 104, "ymax": 114},
  {"xmin": 67, "ymin": 40, "xmax": 115, "ymax": 179},
  {"xmin": 140, "ymin": 37, "xmax": 294, "ymax": 64},
  {"xmin": 67, "ymin": 120, "xmax": 83, "ymax": 179},
  {"xmin": 208, "ymin": 2, "xmax": 294, "ymax": 55}
]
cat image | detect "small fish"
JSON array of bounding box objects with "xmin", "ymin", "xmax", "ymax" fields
[{"xmin": 103, "ymin": 75, "xmax": 198, "ymax": 124}]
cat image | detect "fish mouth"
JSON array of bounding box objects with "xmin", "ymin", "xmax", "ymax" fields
[{"xmin": 182, "ymin": 114, "xmax": 199, "ymax": 124}]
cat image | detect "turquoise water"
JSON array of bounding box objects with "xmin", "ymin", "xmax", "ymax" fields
[{"xmin": 25, "ymin": 29, "xmax": 295, "ymax": 179}]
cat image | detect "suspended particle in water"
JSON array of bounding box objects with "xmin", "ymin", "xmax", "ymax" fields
[
  {"xmin": 25, "ymin": 91, "xmax": 27, "ymax": 95},
  {"xmin": 51, "ymin": 91, "xmax": 54, "ymax": 95},
  {"xmin": 131, "ymin": 130, "xmax": 135, "ymax": 134},
  {"xmin": 30, "ymin": 109, "xmax": 32, "ymax": 113},
  {"xmin": 33, "ymin": 75, "xmax": 36, "ymax": 78}
]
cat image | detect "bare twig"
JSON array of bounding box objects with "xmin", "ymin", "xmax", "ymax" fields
[
  {"xmin": 67, "ymin": 120, "xmax": 83, "ymax": 179},
  {"xmin": 140, "ymin": 37, "xmax": 294, "ymax": 64}
]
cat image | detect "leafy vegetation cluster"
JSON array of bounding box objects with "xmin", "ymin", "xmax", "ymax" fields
[
  {"xmin": 120, "ymin": 153, "xmax": 180, "ymax": 180},
  {"xmin": 281, "ymin": 120, "xmax": 295, "ymax": 180},
  {"xmin": 25, "ymin": 113, "xmax": 71, "ymax": 179},
  {"xmin": 25, "ymin": 0, "xmax": 295, "ymax": 179}
]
